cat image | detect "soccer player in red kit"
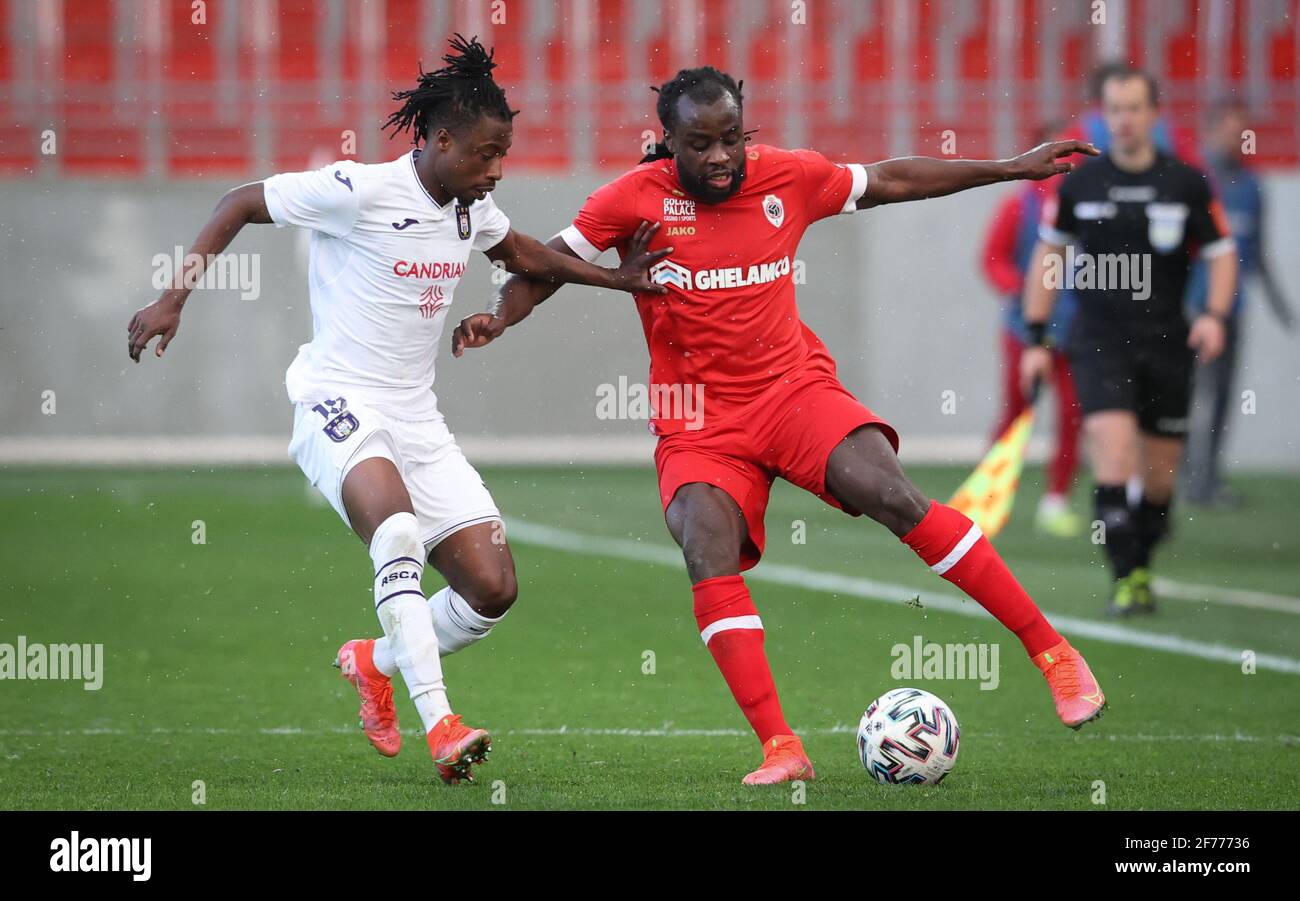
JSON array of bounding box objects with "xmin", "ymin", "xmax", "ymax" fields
[{"xmin": 453, "ymin": 68, "xmax": 1108, "ymax": 784}]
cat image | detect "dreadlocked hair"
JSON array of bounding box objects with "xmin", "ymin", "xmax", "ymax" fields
[
  {"xmin": 640, "ymin": 66, "xmax": 744, "ymax": 162},
  {"xmin": 383, "ymin": 34, "xmax": 519, "ymax": 144}
]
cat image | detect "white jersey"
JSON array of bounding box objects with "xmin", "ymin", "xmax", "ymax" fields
[{"xmin": 264, "ymin": 150, "xmax": 510, "ymax": 419}]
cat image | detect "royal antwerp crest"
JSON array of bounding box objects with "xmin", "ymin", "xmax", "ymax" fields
[{"xmin": 762, "ymin": 194, "xmax": 785, "ymax": 228}]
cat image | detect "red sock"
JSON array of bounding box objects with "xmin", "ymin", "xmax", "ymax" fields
[
  {"xmin": 901, "ymin": 501, "xmax": 1062, "ymax": 656},
  {"xmin": 693, "ymin": 575, "xmax": 791, "ymax": 745}
]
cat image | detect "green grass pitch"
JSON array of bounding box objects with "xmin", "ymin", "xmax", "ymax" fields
[{"xmin": 1, "ymin": 464, "xmax": 1297, "ymax": 810}]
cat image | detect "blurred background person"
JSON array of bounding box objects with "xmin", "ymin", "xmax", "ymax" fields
[
  {"xmin": 980, "ymin": 121, "xmax": 1084, "ymax": 538},
  {"xmin": 1067, "ymin": 62, "xmax": 1201, "ymax": 164},
  {"xmin": 1021, "ymin": 66, "xmax": 1238, "ymax": 618},
  {"xmin": 1181, "ymin": 98, "xmax": 1296, "ymax": 508}
]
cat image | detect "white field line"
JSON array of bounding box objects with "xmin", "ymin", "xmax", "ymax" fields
[
  {"xmin": 802, "ymin": 526, "xmax": 1300, "ymax": 615},
  {"xmin": 1152, "ymin": 576, "xmax": 1300, "ymax": 615},
  {"xmin": 7, "ymin": 441, "xmax": 1294, "ymax": 616},
  {"xmin": 502, "ymin": 519, "xmax": 1300, "ymax": 676},
  {"xmin": 0, "ymin": 725, "xmax": 1295, "ymax": 744}
]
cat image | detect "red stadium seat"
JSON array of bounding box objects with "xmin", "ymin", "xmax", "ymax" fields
[{"xmin": 1, "ymin": 0, "xmax": 1295, "ymax": 177}]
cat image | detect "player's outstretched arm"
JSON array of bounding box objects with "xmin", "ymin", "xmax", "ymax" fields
[
  {"xmin": 484, "ymin": 221, "xmax": 670, "ymax": 292},
  {"xmin": 126, "ymin": 182, "xmax": 272, "ymax": 362},
  {"xmin": 857, "ymin": 140, "xmax": 1099, "ymax": 209},
  {"xmin": 453, "ymin": 221, "xmax": 664, "ymax": 358}
]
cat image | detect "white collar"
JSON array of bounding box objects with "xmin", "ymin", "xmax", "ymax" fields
[{"xmin": 408, "ymin": 149, "xmax": 460, "ymax": 218}]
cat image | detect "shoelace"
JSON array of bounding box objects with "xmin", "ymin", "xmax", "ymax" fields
[
  {"xmin": 364, "ymin": 679, "xmax": 397, "ymax": 730},
  {"xmin": 432, "ymin": 714, "xmax": 471, "ymax": 746},
  {"xmin": 1048, "ymin": 655, "xmax": 1081, "ymax": 696}
]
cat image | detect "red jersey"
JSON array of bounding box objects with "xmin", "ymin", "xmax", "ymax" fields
[{"xmin": 560, "ymin": 144, "xmax": 868, "ymax": 435}]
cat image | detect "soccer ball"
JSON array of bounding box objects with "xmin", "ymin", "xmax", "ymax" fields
[{"xmin": 856, "ymin": 687, "xmax": 960, "ymax": 785}]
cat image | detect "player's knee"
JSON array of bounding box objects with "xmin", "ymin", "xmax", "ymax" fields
[
  {"xmin": 860, "ymin": 475, "xmax": 929, "ymax": 535},
  {"xmin": 465, "ymin": 567, "xmax": 518, "ymax": 619},
  {"xmin": 680, "ymin": 538, "xmax": 739, "ymax": 583},
  {"xmin": 370, "ymin": 511, "xmax": 423, "ymax": 564},
  {"xmin": 891, "ymin": 481, "xmax": 931, "ymax": 527}
]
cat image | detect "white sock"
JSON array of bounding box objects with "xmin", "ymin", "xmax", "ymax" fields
[
  {"xmin": 370, "ymin": 512, "xmax": 451, "ymax": 731},
  {"xmin": 371, "ymin": 637, "xmax": 398, "ymax": 677},
  {"xmin": 428, "ymin": 586, "xmax": 505, "ymax": 655},
  {"xmin": 372, "ymin": 585, "xmax": 504, "ymax": 667},
  {"xmin": 1038, "ymin": 492, "xmax": 1069, "ymax": 514}
]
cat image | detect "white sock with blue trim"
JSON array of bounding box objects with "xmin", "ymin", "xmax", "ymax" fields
[
  {"xmin": 370, "ymin": 512, "xmax": 450, "ymax": 731},
  {"xmin": 428, "ymin": 586, "xmax": 503, "ymax": 655}
]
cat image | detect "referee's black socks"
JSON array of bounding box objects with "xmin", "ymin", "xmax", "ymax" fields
[
  {"xmin": 1094, "ymin": 485, "xmax": 1142, "ymax": 579},
  {"xmin": 1134, "ymin": 496, "xmax": 1172, "ymax": 569}
]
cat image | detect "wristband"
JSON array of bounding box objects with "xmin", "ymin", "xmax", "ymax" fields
[{"xmin": 1026, "ymin": 321, "xmax": 1050, "ymax": 347}]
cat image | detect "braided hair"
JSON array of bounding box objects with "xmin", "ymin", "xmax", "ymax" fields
[
  {"xmin": 383, "ymin": 34, "xmax": 518, "ymax": 145},
  {"xmin": 641, "ymin": 66, "xmax": 745, "ymax": 162}
]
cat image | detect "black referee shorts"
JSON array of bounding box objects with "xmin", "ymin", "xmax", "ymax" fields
[{"xmin": 1067, "ymin": 325, "xmax": 1194, "ymax": 437}]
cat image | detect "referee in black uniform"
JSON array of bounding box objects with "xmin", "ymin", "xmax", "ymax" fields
[{"xmin": 1021, "ymin": 66, "xmax": 1237, "ymax": 618}]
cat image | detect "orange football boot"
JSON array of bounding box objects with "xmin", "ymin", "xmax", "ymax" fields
[
  {"xmin": 1032, "ymin": 639, "xmax": 1107, "ymax": 729},
  {"xmin": 426, "ymin": 714, "xmax": 492, "ymax": 785},
  {"xmin": 742, "ymin": 734, "xmax": 816, "ymax": 785},
  {"xmin": 334, "ymin": 639, "xmax": 401, "ymax": 757}
]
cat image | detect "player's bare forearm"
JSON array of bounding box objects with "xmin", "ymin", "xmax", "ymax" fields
[
  {"xmin": 494, "ymin": 268, "xmax": 565, "ymax": 325},
  {"xmin": 1204, "ymin": 251, "xmax": 1238, "ymax": 320},
  {"xmin": 161, "ymin": 183, "xmax": 272, "ymax": 308},
  {"xmin": 127, "ymin": 182, "xmax": 271, "ymax": 361},
  {"xmin": 488, "ymin": 230, "xmax": 620, "ymax": 288},
  {"xmin": 861, "ymin": 157, "xmax": 1015, "ymax": 207},
  {"xmin": 1022, "ymin": 240, "xmax": 1062, "ymax": 323},
  {"xmin": 456, "ymin": 222, "xmax": 669, "ymax": 357},
  {"xmin": 1016, "ymin": 239, "xmax": 1063, "ymax": 397},
  {"xmin": 859, "ymin": 140, "xmax": 1098, "ymax": 209},
  {"xmin": 492, "ymin": 234, "xmax": 584, "ymax": 327},
  {"xmin": 452, "ymin": 236, "xmax": 581, "ymax": 358},
  {"xmin": 1188, "ymin": 252, "xmax": 1239, "ymax": 362},
  {"xmin": 486, "ymin": 223, "xmax": 668, "ymax": 294}
]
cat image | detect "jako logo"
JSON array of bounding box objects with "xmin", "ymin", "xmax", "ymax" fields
[{"xmin": 50, "ymin": 832, "xmax": 151, "ymax": 882}]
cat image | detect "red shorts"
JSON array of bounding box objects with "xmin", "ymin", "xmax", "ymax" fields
[{"xmin": 654, "ymin": 366, "xmax": 898, "ymax": 571}]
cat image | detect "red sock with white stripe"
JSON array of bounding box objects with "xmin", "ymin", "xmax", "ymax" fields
[
  {"xmin": 901, "ymin": 500, "xmax": 1062, "ymax": 657},
  {"xmin": 693, "ymin": 575, "xmax": 791, "ymax": 745}
]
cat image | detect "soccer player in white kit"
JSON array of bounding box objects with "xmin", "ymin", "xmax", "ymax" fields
[{"xmin": 127, "ymin": 36, "xmax": 668, "ymax": 784}]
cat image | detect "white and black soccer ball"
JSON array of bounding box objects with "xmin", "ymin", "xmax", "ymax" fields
[{"xmin": 856, "ymin": 687, "xmax": 960, "ymax": 785}]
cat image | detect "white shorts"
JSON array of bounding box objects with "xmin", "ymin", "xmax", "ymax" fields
[{"xmin": 288, "ymin": 394, "xmax": 501, "ymax": 555}]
